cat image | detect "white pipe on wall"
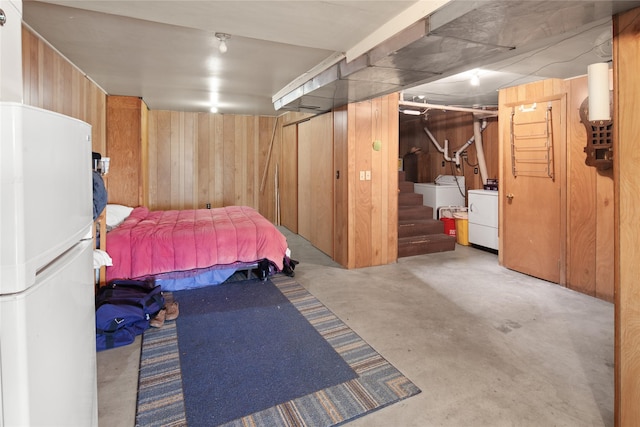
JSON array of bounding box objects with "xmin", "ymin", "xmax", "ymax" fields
[
  {"xmin": 399, "ymin": 98, "xmax": 498, "ymax": 118},
  {"xmin": 424, "ymin": 126, "xmax": 452, "ymax": 161},
  {"xmin": 425, "ymin": 119, "xmax": 488, "ymax": 171},
  {"xmin": 474, "ymin": 119, "xmax": 489, "ymax": 185}
]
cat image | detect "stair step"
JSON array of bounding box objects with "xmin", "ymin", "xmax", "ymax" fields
[
  {"xmin": 398, "ymin": 234, "xmax": 456, "ymax": 257},
  {"xmin": 398, "ymin": 219, "xmax": 444, "ymax": 237},
  {"xmin": 399, "ymin": 181, "xmax": 414, "ymax": 193},
  {"xmin": 398, "ymin": 192, "xmax": 424, "ymax": 206},
  {"xmin": 398, "ymin": 205, "xmax": 433, "ymax": 221}
]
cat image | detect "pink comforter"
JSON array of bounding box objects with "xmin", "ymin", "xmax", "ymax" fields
[{"xmin": 106, "ymin": 206, "xmax": 288, "ymax": 281}]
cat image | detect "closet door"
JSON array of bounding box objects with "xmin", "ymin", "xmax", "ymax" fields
[
  {"xmin": 280, "ymin": 124, "xmax": 298, "ymax": 233},
  {"xmin": 298, "ymin": 121, "xmax": 312, "ymax": 241},
  {"xmin": 297, "ymin": 113, "xmax": 334, "ymax": 257},
  {"xmin": 500, "ymin": 88, "xmax": 566, "ymax": 284}
]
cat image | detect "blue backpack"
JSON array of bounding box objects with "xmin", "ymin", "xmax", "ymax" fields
[{"xmin": 95, "ymin": 279, "xmax": 165, "ymax": 351}]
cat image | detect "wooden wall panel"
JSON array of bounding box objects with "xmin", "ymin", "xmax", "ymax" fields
[
  {"xmin": 595, "ymin": 169, "xmax": 614, "ymax": 300},
  {"xmin": 353, "ymin": 101, "xmax": 373, "ymax": 268},
  {"xmin": 22, "ymin": 25, "xmax": 107, "ymax": 157},
  {"xmin": 347, "ymin": 94, "xmax": 399, "ymax": 268},
  {"xmin": 567, "ymin": 77, "xmax": 598, "ymax": 295},
  {"xmin": 566, "ymin": 75, "xmax": 614, "ymax": 302},
  {"xmin": 614, "ymin": 7, "xmax": 640, "ymax": 426},
  {"xmin": 106, "ymin": 96, "xmax": 146, "ymax": 207},
  {"xmin": 383, "ymin": 96, "xmax": 399, "ymax": 263},
  {"xmin": 147, "ymin": 112, "xmax": 278, "ymax": 221},
  {"xmin": 333, "ymin": 107, "xmax": 349, "ymax": 267},
  {"xmin": 258, "ymin": 115, "xmax": 280, "ymax": 223}
]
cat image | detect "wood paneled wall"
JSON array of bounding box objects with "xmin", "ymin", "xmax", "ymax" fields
[
  {"xmin": 106, "ymin": 96, "xmax": 148, "ymax": 208},
  {"xmin": 566, "ymin": 75, "xmax": 614, "ymax": 302},
  {"xmin": 334, "ymin": 94, "xmax": 399, "ymax": 269},
  {"xmin": 614, "ymin": 7, "xmax": 640, "ymax": 426},
  {"xmin": 22, "ymin": 26, "xmax": 107, "ymax": 155},
  {"xmin": 399, "ymin": 111, "xmax": 499, "ymax": 193},
  {"xmin": 147, "ymin": 111, "xmax": 280, "ymax": 221}
]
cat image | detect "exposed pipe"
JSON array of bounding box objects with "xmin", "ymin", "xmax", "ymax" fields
[
  {"xmin": 424, "ymin": 126, "xmax": 452, "ymax": 161},
  {"xmin": 474, "ymin": 119, "xmax": 489, "ymax": 185},
  {"xmin": 454, "ymin": 137, "xmax": 474, "ymax": 167},
  {"xmin": 454, "ymin": 119, "xmax": 488, "ymax": 167},
  {"xmin": 425, "ymin": 118, "xmax": 489, "ymax": 173},
  {"xmin": 399, "ymin": 95, "xmax": 498, "ymax": 118}
]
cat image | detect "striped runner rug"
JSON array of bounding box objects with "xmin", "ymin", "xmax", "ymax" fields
[{"xmin": 136, "ymin": 274, "xmax": 421, "ymax": 426}]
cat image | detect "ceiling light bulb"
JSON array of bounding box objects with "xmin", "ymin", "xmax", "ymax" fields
[
  {"xmin": 470, "ymin": 74, "xmax": 480, "ymax": 86},
  {"xmin": 215, "ymin": 32, "xmax": 230, "ymax": 54}
]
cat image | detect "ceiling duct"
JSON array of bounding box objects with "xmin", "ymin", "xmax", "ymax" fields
[{"xmin": 273, "ymin": 0, "xmax": 640, "ymax": 114}]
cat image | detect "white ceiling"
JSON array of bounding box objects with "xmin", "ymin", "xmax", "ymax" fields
[{"xmin": 21, "ymin": 1, "xmax": 640, "ymax": 116}]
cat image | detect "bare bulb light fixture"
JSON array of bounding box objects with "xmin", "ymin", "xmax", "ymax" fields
[{"xmin": 215, "ymin": 33, "xmax": 230, "ymax": 54}]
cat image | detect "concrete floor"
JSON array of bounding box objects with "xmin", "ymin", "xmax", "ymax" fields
[{"xmin": 97, "ymin": 228, "xmax": 614, "ymax": 427}]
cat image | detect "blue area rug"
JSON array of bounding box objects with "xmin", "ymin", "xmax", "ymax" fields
[
  {"xmin": 174, "ymin": 278, "xmax": 357, "ymax": 425},
  {"xmin": 136, "ymin": 275, "xmax": 421, "ymax": 426}
]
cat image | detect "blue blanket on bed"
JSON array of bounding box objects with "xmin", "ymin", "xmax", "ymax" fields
[{"xmin": 93, "ymin": 171, "xmax": 107, "ymax": 220}]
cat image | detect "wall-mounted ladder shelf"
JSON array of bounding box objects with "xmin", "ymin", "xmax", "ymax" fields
[{"xmin": 510, "ymin": 102, "xmax": 554, "ymax": 180}]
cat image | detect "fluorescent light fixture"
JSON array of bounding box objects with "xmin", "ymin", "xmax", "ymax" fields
[{"xmin": 403, "ymin": 109, "xmax": 421, "ymax": 116}]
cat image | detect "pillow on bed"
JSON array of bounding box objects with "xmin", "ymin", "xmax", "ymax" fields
[{"xmin": 106, "ymin": 204, "xmax": 134, "ymax": 231}]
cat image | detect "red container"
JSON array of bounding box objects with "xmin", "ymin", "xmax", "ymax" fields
[{"xmin": 440, "ymin": 217, "xmax": 456, "ymax": 236}]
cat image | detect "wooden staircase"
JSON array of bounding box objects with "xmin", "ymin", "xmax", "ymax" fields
[{"xmin": 398, "ymin": 171, "xmax": 456, "ymax": 258}]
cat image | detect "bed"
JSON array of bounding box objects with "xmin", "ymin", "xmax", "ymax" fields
[{"xmin": 104, "ymin": 204, "xmax": 291, "ymax": 291}]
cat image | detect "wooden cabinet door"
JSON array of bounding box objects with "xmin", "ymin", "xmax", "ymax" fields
[{"xmin": 501, "ymin": 95, "xmax": 565, "ymax": 283}]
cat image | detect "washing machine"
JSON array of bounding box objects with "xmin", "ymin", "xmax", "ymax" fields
[{"xmin": 413, "ymin": 175, "xmax": 466, "ymax": 219}]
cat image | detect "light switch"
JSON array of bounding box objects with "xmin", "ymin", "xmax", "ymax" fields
[
  {"xmin": 365, "ymin": 170, "xmax": 371, "ymax": 180},
  {"xmin": 359, "ymin": 171, "xmax": 365, "ymax": 180}
]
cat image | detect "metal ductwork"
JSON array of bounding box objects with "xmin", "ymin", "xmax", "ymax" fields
[{"xmin": 273, "ymin": 0, "xmax": 640, "ymax": 114}]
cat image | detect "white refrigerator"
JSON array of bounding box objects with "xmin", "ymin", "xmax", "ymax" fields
[{"xmin": 0, "ymin": 103, "xmax": 98, "ymax": 426}]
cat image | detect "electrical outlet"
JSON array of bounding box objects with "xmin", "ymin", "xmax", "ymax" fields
[
  {"xmin": 441, "ymin": 161, "xmax": 445, "ymax": 167},
  {"xmin": 474, "ymin": 167, "xmax": 479, "ymax": 174},
  {"xmin": 365, "ymin": 170, "xmax": 371, "ymax": 180},
  {"xmin": 359, "ymin": 171, "xmax": 365, "ymax": 180}
]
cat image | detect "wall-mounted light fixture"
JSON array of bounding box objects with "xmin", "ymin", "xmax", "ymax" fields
[
  {"xmin": 580, "ymin": 62, "xmax": 613, "ymax": 171},
  {"xmin": 587, "ymin": 63, "xmax": 610, "ymax": 121},
  {"xmin": 215, "ymin": 33, "xmax": 230, "ymax": 54}
]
